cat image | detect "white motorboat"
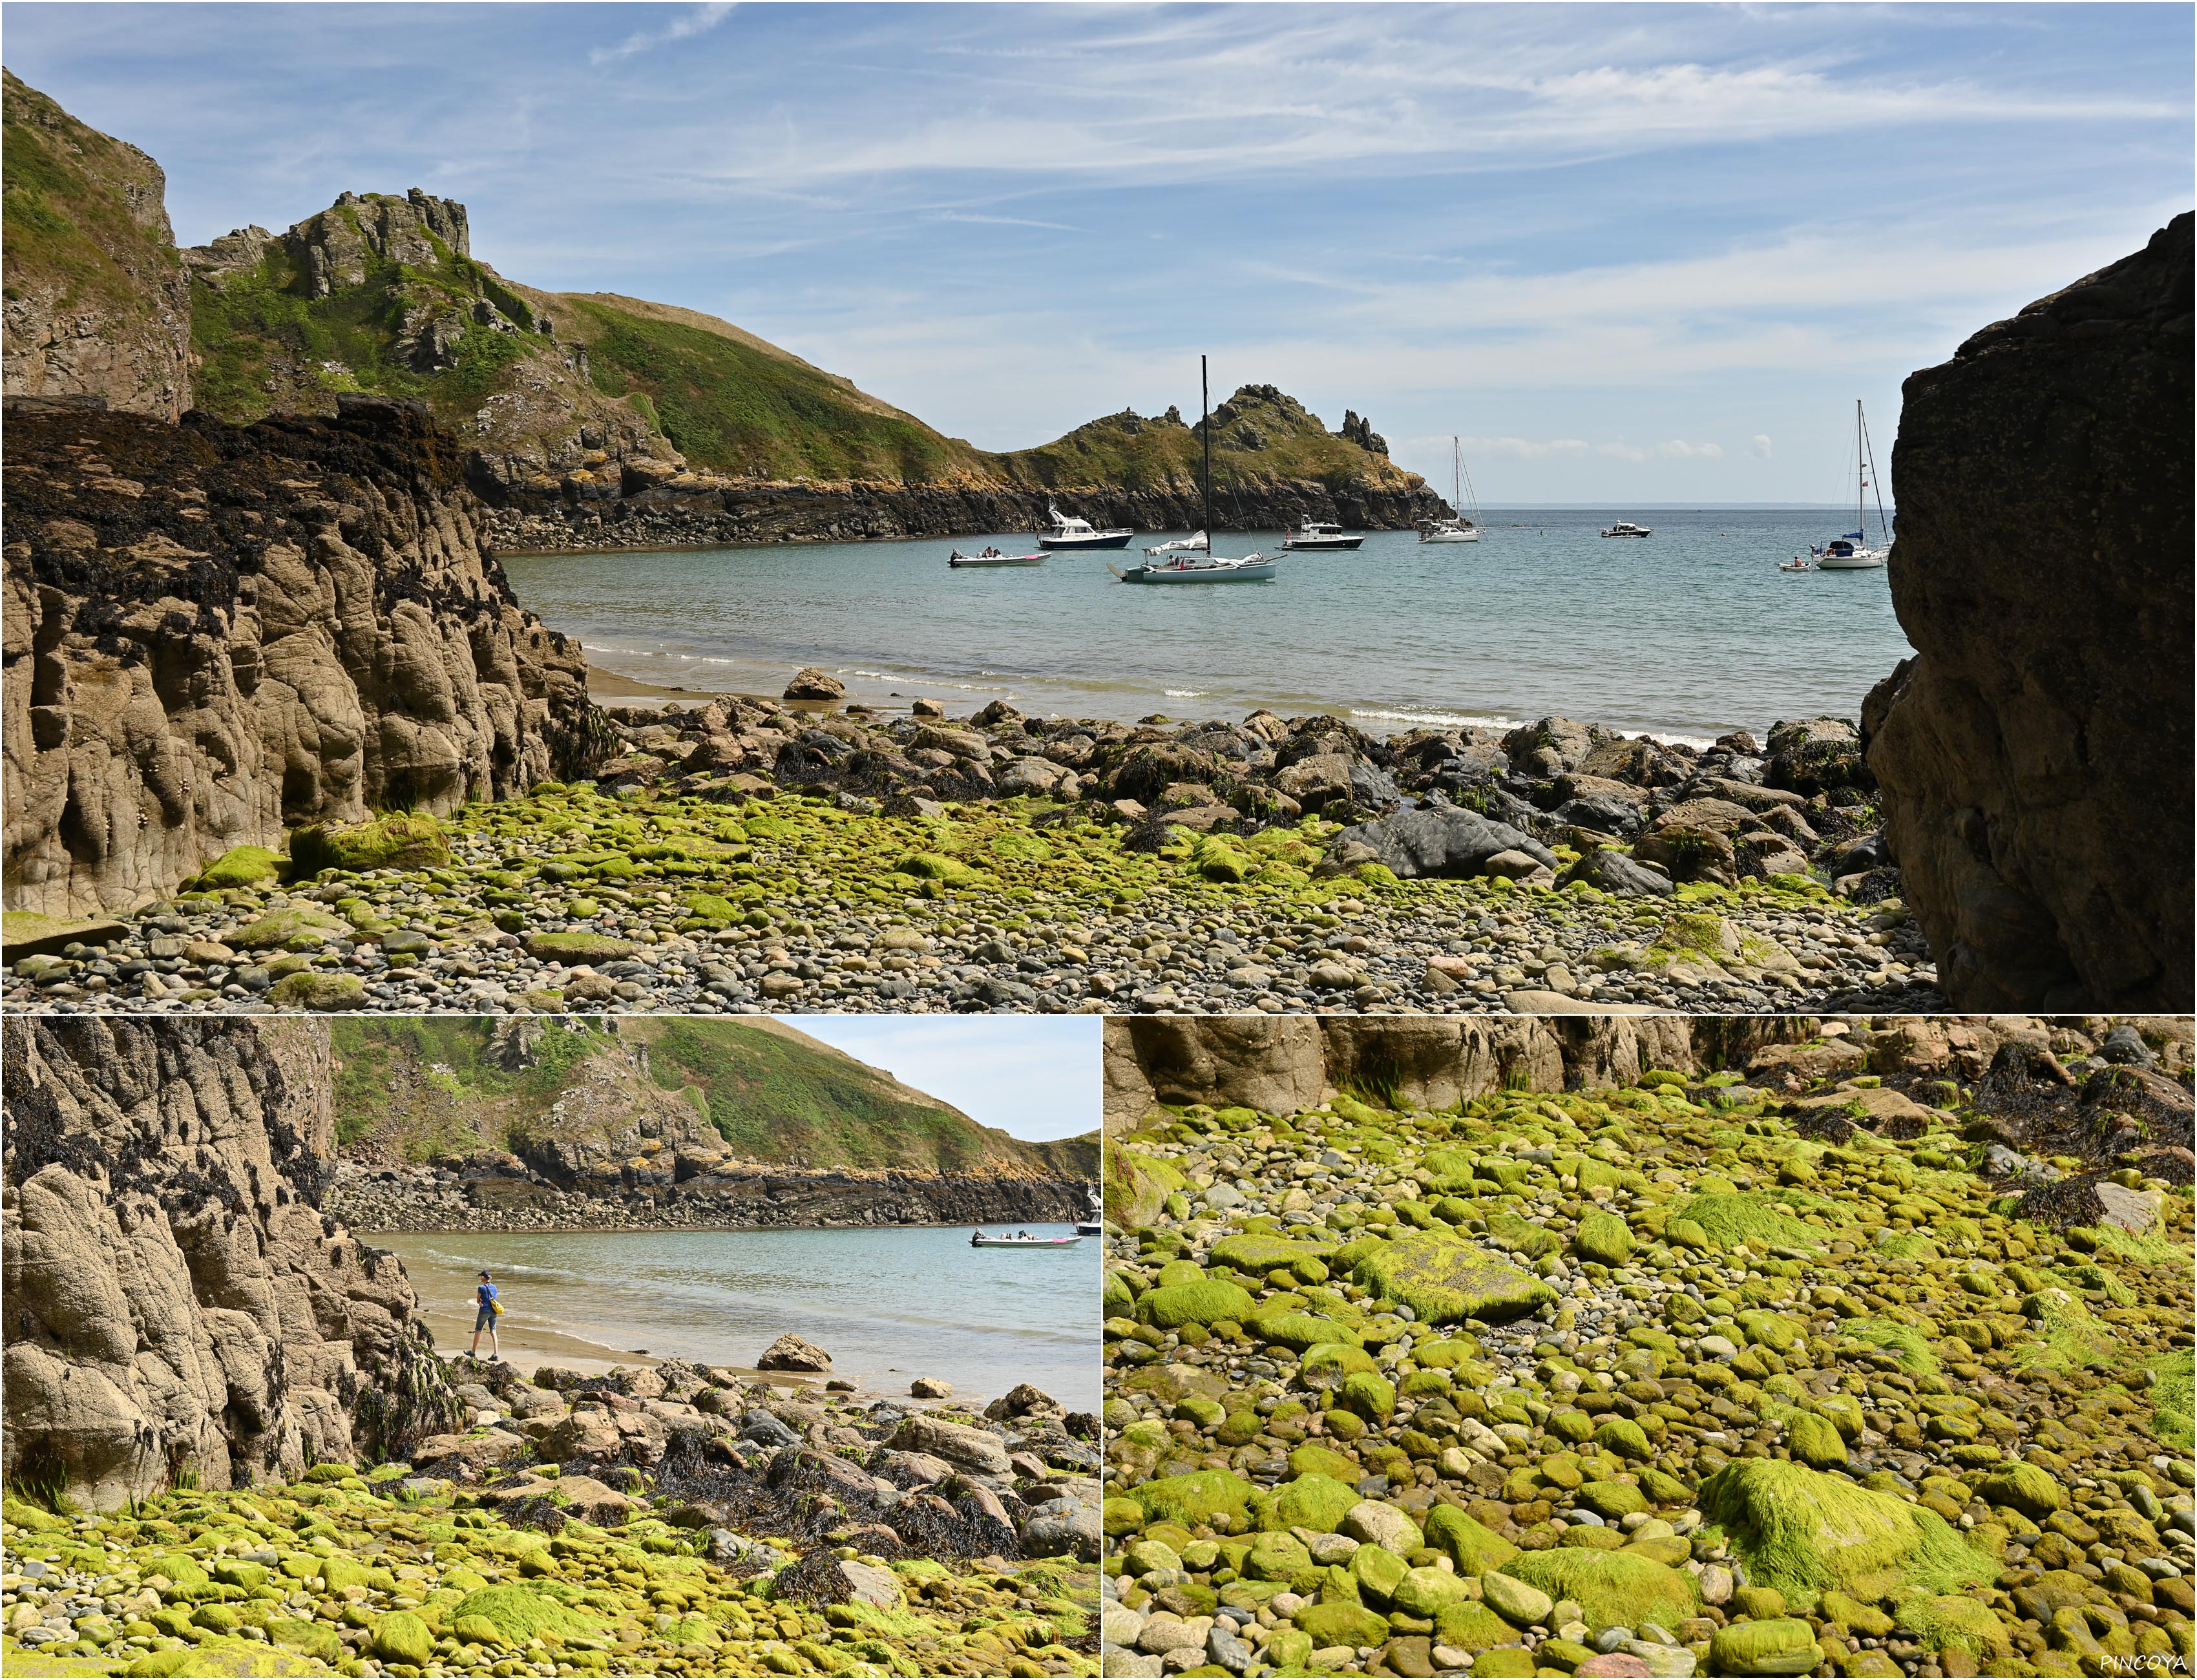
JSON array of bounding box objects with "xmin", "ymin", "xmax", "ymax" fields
[
  {"xmin": 949, "ymin": 547, "xmax": 1046, "ymax": 568},
  {"xmin": 1075, "ymin": 1186, "xmax": 1103, "ymax": 1237},
  {"xmin": 1037, "ymin": 505, "xmax": 1133, "ymax": 550},
  {"xmin": 1281, "ymin": 520, "xmax": 1364, "ymax": 551},
  {"xmin": 1802, "ymin": 400, "xmax": 1893, "ymax": 570},
  {"xmin": 1602, "ymin": 521, "xmax": 1652, "ymax": 538},
  {"xmin": 969, "ymin": 1232, "xmax": 1083, "ymax": 1248},
  {"xmin": 1110, "ymin": 554, "xmax": 1276, "ymax": 583},
  {"xmin": 1111, "ymin": 357, "xmax": 1279, "ymax": 586},
  {"xmin": 1421, "ymin": 437, "xmax": 1481, "ymax": 542}
]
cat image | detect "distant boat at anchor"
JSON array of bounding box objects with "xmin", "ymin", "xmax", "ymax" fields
[
  {"xmin": 1036, "ymin": 505, "xmax": 1133, "ymax": 550},
  {"xmin": 1421, "ymin": 436, "xmax": 1481, "ymax": 542},
  {"xmin": 1111, "ymin": 357, "xmax": 1279, "ymax": 585}
]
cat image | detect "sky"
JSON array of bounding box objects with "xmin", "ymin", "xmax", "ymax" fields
[
  {"xmin": 780, "ymin": 1016, "xmax": 1100, "ymax": 1143},
  {"xmin": 5, "ymin": 3, "xmax": 2189, "ymax": 501}
]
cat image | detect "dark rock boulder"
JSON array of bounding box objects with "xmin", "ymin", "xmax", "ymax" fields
[
  {"xmin": 1863, "ymin": 214, "xmax": 2193, "ymax": 1009},
  {"xmin": 1329, "ymin": 808, "xmax": 1557, "ymax": 879}
]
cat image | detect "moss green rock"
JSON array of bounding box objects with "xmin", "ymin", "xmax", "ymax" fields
[
  {"xmin": 1699, "ymin": 1458, "xmax": 1990, "ymax": 1610},
  {"xmin": 1708, "ymin": 1617, "xmax": 1818, "ymax": 1675},
  {"xmin": 267, "ymin": 971, "xmax": 366, "ymax": 1011},
  {"xmin": 192, "ymin": 845, "xmax": 288, "ymax": 890},
  {"xmin": 1500, "ymin": 1549, "xmax": 1698, "ymax": 1635},
  {"xmin": 1294, "ymin": 1599, "xmax": 1389, "ymax": 1648},
  {"xmin": 524, "ymin": 930, "xmax": 636, "ymax": 964},
  {"xmin": 1137, "ymin": 1278, "xmax": 1256, "ymax": 1329},
  {"xmin": 1130, "ymin": 1469, "xmax": 1256, "ymax": 1529},
  {"xmin": 1787, "ymin": 1411, "xmax": 1850, "ymax": 1470},
  {"xmin": 445, "ymin": 1583, "xmax": 590, "ymax": 1644},
  {"xmin": 1391, "ymin": 1566, "xmax": 1473, "ymax": 1617},
  {"xmin": 1424, "ymin": 1505, "xmax": 1519, "ymax": 1576},
  {"xmin": 368, "ymin": 1611, "xmax": 436, "ymax": 1666},
  {"xmin": 1263, "ymin": 1472, "xmax": 1361, "ymax": 1535},
  {"xmin": 1592, "ymin": 1417, "xmax": 1652, "ymax": 1462},
  {"xmin": 1576, "ymin": 1480, "xmax": 1649, "ymax": 1519},
  {"xmin": 1975, "ymin": 1460, "xmax": 2064, "ymax": 1518},
  {"xmin": 290, "ymin": 812, "xmax": 451, "ymax": 875},
  {"xmin": 1433, "ymin": 1601, "xmax": 1518, "ymax": 1652},
  {"xmin": 1469, "ymin": 1648, "xmax": 1537, "ymax": 1678},
  {"xmin": 1340, "ymin": 1370, "xmax": 1396, "ymax": 1422},
  {"xmin": 1348, "ymin": 1231, "xmax": 1557, "ymax": 1325},
  {"xmin": 1246, "ymin": 1309, "xmax": 1362, "ymax": 1352},
  {"xmin": 231, "ymin": 907, "xmax": 348, "ymax": 950},
  {"xmin": 1573, "ymin": 1211, "xmax": 1634, "ymax": 1266}
]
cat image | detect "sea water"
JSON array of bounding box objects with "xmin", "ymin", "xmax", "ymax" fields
[
  {"xmin": 502, "ymin": 507, "xmax": 1909, "ymax": 744},
  {"xmin": 373, "ymin": 1224, "xmax": 1097, "ymax": 1410}
]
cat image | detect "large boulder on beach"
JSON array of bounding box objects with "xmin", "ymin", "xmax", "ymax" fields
[
  {"xmin": 783, "ymin": 667, "xmax": 846, "ymax": 700},
  {"xmin": 757, "ymin": 1332, "xmax": 832, "ymax": 1372},
  {"xmin": 1327, "ymin": 807, "xmax": 1557, "ymax": 880},
  {"xmin": 1863, "ymin": 213, "xmax": 2192, "ymax": 1009}
]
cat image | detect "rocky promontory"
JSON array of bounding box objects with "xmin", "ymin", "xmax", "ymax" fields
[
  {"xmin": 1, "ymin": 395, "xmax": 604, "ymax": 918},
  {"xmin": 1864, "ymin": 213, "xmax": 2193, "ymax": 1013},
  {"xmin": 1, "ymin": 1017, "xmax": 457, "ymax": 1510}
]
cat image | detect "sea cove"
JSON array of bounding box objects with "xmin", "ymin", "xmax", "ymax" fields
[
  {"xmin": 376, "ymin": 1225, "xmax": 1102, "ymax": 1412},
  {"xmin": 503, "ymin": 509, "xmax": 1911, "ymax": 745}
]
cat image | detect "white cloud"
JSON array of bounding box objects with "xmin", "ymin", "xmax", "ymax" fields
[
  {"xmin": 1752, "ymin": 435, "xmax": 1775, "ymax": 459},
  {"xmin": 590, "ymin": 3, "xmax": 735, "ymax": 67}
]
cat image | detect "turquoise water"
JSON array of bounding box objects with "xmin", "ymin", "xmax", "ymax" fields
[
  {"xmin": 376, "ymin": 1225, "xmax": 1098, "ymax": 1410},
  {"xmin": 501, "ymin": 507, "xmax": 1909, "ymax": 744}
]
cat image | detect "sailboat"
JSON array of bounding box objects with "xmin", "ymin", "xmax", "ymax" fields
[
  {"xmin": 1420, "ymin": 437, "xmax": 1481, "ymax": 543},
  {"xmin": 1110, "ymin": 357, "xmax": 1277, "ymax": 584},
  {"xmin": 1805, "ymin": 401, "xmax": 1892, "ymax": 571}
]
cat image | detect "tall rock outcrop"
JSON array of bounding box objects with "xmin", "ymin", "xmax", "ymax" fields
[
  {"xmin": 1864, "ymin": 215, "xmax": 2193, "ymax": 1009},
  {"xmin": 1, "ymin": 69, "xmax": 191, "ymax": 417},
  {"xmin": 1, "ymin": 1018, "xmax": 455, "ymax": 1511},
  {"xmin": 2, "ymin": 395, "xmax": 605, "ymax": 916}
]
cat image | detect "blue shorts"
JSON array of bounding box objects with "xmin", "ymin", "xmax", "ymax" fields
[{"xmin": 475, "ymin": 1305, "xmax": 497, "ymax": 1331}]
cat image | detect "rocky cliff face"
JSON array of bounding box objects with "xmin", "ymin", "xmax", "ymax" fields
[
  {"xmin": 1864, "ymin": 215, "xmax": 2193, "ymax": 1010},
  {"xmin": 1, "ymin": 1018, "xmax": 454, "ymax": 1511},
  {"xmin": 2, "ymin": 395, "xmax": 604, "ymax": 916},
  {"xmin": 1, "ymin": 70, "xmax": 191, "ymax": 417}
]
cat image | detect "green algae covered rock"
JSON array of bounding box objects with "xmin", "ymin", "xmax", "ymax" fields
[
  {"xmin": 1137, "ymin": 1277, "xmax": 1254, "ymax": 1329},
  {"xmin": 1786, "ymin": 1410, "xmax": 1851, "ymax": 1469},
  {"xmin": 290, "ymin": 812, "xmax": 452, "ymax": 875},
  {"xmin": 368, "ymin": 1610, "xmax": 436, "ymax": 1665},
  {"xmin": 1433, "ymin": 1600, "xmax": 1518, "ymax": 1652},
  {"xmin": 1348, "ymin": 1230, "xmax": 1556, "ymax": 1325},
  {"xmin": 1573, "ymin": 1210, "xmax": 1634, "ymax": 1266},
  {"xmin": 191, "ymin": 845, "xmax": 288, "ymax": 890},
  {"xmin": 1128, "ymin": 1469, "xmax": 1256, "ymax": 1529},
  {"xmin": 1261, "ymin": 1471, "xmax": 1360, "ymax": 1534},
  {"xmin": 1105, "ymin": 1147, "xmax": 1187, "ymax": 1229},
  {"xmin": 1699, "ymin": 1458, "xmax": 1990, "ymax": 1610},
  {"xmin": 1424, "ymin": 1504, "xmax": 1518, "ymax": 1575},
  {"xmin": 1895, "ymin": 1592, "xmax": 2013, "ymax": 1657},
  {"xmin": 524, "ymin": 930, "xmax": 636, "ymax": 964},
  {"xmin": 1498, "ymin": 1548, "xmax": 1698, "ymax": 1635},
  {"xmin": 1209, "ymin": 1232, "xmax": 1328, "ymax": 1276},
  {"xmin": 267, "ymin": 971, "xmax": 366, "ymax": 1011},
  {"xmin": 1246, "ymin": 1309, "xmax": 1361, "ymax": 1352},
  {"xmin": 263, "ymin": 1617, "xmax": 342, "ymax": 1660},
  {"xmin": 1975, "ymin": 1460, "xmax": 2064, "ymax": 1518},
  {"xmin": 1295, "ymin": 1599, "xmax": 1389, "ymax": 1649},
  {"xmin": 231, "ymin": 906, "xmax": 348, "ymax": 950},
  {"xmin": 446, "ymin": 1582, "xmax": 591, "ymax": 1645},
  {"xmin": 1708, "ymin": 1616, "xmax": 1819, "ymax": 1675},
  {"xmin": 1468, "ymin": 1646, "xmax": 1537, "ymax": 1677},
  {"xmin": 1667, "ymin": 1192, "xmax": 1826, "ymax": 1252}
]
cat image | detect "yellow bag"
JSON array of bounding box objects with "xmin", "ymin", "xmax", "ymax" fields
[{"xmin": 490, "ymin": 1297, "xmax": 505, "ymax": 1318}]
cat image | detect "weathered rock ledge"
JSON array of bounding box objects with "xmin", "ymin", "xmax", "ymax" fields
[
  {"xmin": 2, "ymin": 395, "xmax": 609, "ymax": 916},
  {"xmin": 0, "ymin": 1017, "xmax": 456, "ymax": 1510}
]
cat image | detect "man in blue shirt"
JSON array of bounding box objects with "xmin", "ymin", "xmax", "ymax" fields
[{"xmin": 470, "ymin": 1271, "xmax": 501, "ymax": 1360}]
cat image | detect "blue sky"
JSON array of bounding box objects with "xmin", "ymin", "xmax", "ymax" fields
[
  {"xmin": 778, "ymin": 1016, "xmax": 1099, "ymax": 1142},
  {"xmin": 6, "ymin": 3, "xmax": 2189, "ymax": 500}
]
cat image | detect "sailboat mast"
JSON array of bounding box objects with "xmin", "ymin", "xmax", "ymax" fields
[
  {"xmin": 1201, "ymin": 355, "xmax": 1212, "ymax": 537},
  {"xmin": 1858, "ymin": 403, "xmax": 1890, "ymax": 545}
]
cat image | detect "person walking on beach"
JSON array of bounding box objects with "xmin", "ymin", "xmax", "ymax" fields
[{"xmin": 470, "ymin": 1270, "xmax": 502, "ymax": 1360}]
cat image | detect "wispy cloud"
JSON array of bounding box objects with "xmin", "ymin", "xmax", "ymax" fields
[
  {"xmin": 1751, "ymin": 435, "xmax": 1775, "ymax": 459},
  {"xmin": 933, "ymin": 211, "xmax": 1084, "ymax": 234},
  {"xmin": 590, "ymin": 2, "xmax": 735, "ymax": 67}
]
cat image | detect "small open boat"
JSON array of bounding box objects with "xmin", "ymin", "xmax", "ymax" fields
[
  {"xmin": 969, "ymin": 1232, "xmax": 1083, "ymax": 1248},
  {"xmin": 949, "ymin": 547, "xmax": 1046, "ymax": 568}
]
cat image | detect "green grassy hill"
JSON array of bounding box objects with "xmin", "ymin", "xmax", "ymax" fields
[
  {"xmin": 328, "ymin": 1016, "xmax": 1097, "ymax": 1179},
  {"xmin": 3, "ymin": 68, "xmax": 1426, "ymax": 506}
]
